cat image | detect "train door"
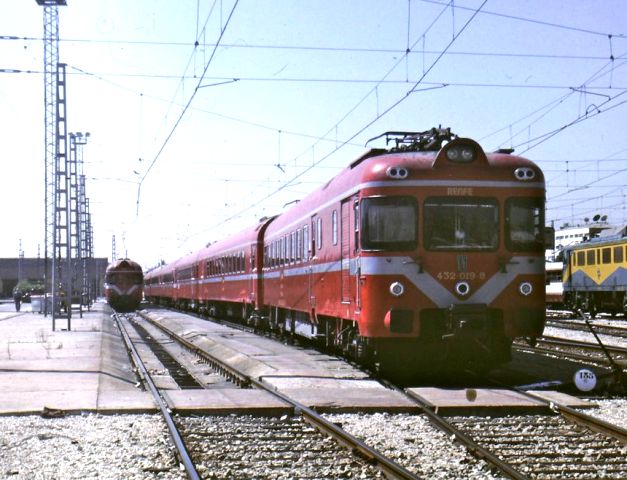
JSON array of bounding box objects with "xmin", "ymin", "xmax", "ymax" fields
[
  {"xmin": 309, "ymin": 214, "xmax": 318, "ymax": 310},
  {"xmin": 191, "ymin": 263, "xmax": 198, "ymax": 302},
  {"xmin": 341, "ymin": 200, "xmax": 351, "ymax": 303},
  {"xmin": 249, "ymin": 244, "xmax": 257, "ymax": 304},
  {"xmin": 354, "ymin": 198, "xmax": 362, "ymax": 312},
  {"xmin": 341, "ymin": 196, "xmax": 360, "ymax": 309}
]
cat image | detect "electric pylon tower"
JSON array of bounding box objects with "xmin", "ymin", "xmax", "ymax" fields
[
  {"xmin": 112, "ymin": 235, "xmax": 117, "ymax": 262},
  {"xmin": 69, "ymin": 132, "xmax": 90, "ymax": 316},
  {"xmin": 71, "ymin": 132, "xmax": 91, "ymax": 311},
  {"xmin": 35, "ymin": 0, "xmax": 68, "ymax": 329}
]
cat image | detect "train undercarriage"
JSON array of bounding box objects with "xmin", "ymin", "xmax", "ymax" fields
[{"xmin": 564, "ymin": 291, "xmax": 627, "ymax": 318}]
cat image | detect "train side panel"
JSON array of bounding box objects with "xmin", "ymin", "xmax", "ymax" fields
[{"xmin": 145, "ymin": 218, "xmax": 274, "ymax": 319}]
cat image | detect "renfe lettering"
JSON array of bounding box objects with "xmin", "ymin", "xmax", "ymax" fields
[{"xmin": 447, "ymin": 187, "xmax": 473, "ymax": 196}]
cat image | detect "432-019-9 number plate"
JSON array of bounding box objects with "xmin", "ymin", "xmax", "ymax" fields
[{"xmin": 436, "ymin": 271, "xmax": 486, "ymax": 281}]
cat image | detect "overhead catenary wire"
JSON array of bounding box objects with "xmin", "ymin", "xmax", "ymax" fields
[
  {"xmin": 5, "ymin": 1, "xmax": 627, "ymax": 258},
  {"xmin": 420, "ymin": 0, "xmax": 627, "ymax": 39},
  {"xmin": 6, "ymin": 2, "xmax": 626, "ymax": 192},
  {"xmin": 135, "ymin": 0, "xmax": 240, "ymax": 215},
  {"xmin": 34, "ymin": 58, "xmax": 618, "ymax": 208},
  {"xmin": 481, "ymin": 53, "xmax": 627, "ymax": 148},
  {"xmin": 179, "ymin": 0, "xmax": 489, "ymax": 245},
  {"xmin": 515, "ymin": 92, "xmax": 627, "ymax": 154},
  {"xmin": 11, "ymin": 67, "xmax": 627, "ymax": 92},
  {"xmin": 6, "ymin": 0, "xmax": 625, "ymax": 48}
]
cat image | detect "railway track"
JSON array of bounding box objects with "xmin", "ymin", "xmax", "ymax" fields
[
  {"xmin": 115, "ymin": 312, "xmax": 419, "ymax": 479},
  {"xmin": 114, "ymin": 313, "xmax": 202, "ymax": 479},
  {"xmin": 446, "ymin": 412, "xmax": 627, "ymax": 478},
  {"xmin": 132, "ymin": 307, "xmax": 627, "ymax": 479},
  {"xmin": 545, "ymin": 317, "xmax": 627, "ymax": 339},
  {"xmin": 397, "ymin": 379, "xmax": 627, "ymax": 479},
  {"xmin": 514, "ymin": 335, "xmax": 627, "ymax": 376},
  {"xmin": 516, "ymin": 311, "xmax": 627, "ymax": 391}
]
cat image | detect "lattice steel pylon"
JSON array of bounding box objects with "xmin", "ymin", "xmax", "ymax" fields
[
  {"xmin": 54, "ymin": 62, "xmax": 70, "ymax": 329},
  {"xmin": 85, "ymin": 199, "xmax": 95, "ymax": 303},
  {"xmin": 111, "ymin": 235, "xmax": 117, "ymax": 262},
  {"xmin": 36, "ymin": 0, "xmax": 67, "ymax": 329},
  {"xmin": 71, "ymin": 132, "xmax": 91, "ymax": 312}
]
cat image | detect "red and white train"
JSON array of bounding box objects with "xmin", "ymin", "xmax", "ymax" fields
[{"xmin": 144, "ymin": 128, "xmax": 547, "ymax": 375}]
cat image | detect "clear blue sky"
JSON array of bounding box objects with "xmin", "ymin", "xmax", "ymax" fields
[{"xmin": 1, "ymin": 0, "xmax": 626, "ymax": 268}]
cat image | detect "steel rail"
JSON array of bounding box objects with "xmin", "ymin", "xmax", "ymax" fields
[
  {"xmin": 398, "ymin": 389, "xmax": 528, "ymax": 480},
  {"xmin": 514, "ymin": 344, "xmax": 623, "ymax": 375},
  {"xmin": 480, "ymin": 367, "xmax": 627, "ymax": 446},
  {"xmin": 514, "ymin": 343, "xmax": 618, "ymax": 367},
  {"xmin": 523, "ymin": 391, "xmax": 627, "ymax": 445},
  {"xmin": 137, "ymin": 310, "xmax": 422, "ymax": 480},
  {"xmin": 114, "ymin": 314, "xmax": 201, "ymax": 480},
  {"xmin": 538, "ymin": 335, "xmax": 627, "ymax": 355},
  {"xmin": 135, "ymin": 313, "xmax": 253, "ymax": 387},
  {"xmin": 406, "ymin": 381, "xmax": 627, "ymax": 477},
  {"xmin": 545, "ymin": 319, "xmax": 627, "ymax": 337},
  {"xmin": 514, "ymin": 336, "xmax": 627, "ymax": 370}
]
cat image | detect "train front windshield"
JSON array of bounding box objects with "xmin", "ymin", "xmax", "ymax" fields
[
  {"xmin": 361, "ymin": 196, "xmax": 417, "ymax": 251},
  {"xmin": 424, "ymin": 197, "xmax": 498, "ymax": 250},
  {"xmin": 360, "ymin": 195, "xmax": 543, "ymax": 253},
  {"xmin": 505, "ymin": 198, "xmax": 544, "ymax": 252},
  {"xmin": 105, "ymin": 272, "xmax": 144, "ymax": 285}
]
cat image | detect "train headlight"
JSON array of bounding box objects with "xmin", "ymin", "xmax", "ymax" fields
[
  {"xmin": 519, "ymin": 282, "xmax": 533, "ymax": 296},
  {"xmin": 455, "ymin": 281, "xmax": 470, "ymax": 296},
  {"xmin": 389, "ymin": 281, "xmax": 405, "ymax": 297},
  {"xmin": 386, "ymin": 166, "xmax": 409, "ymax": 179},
  {"xmin": 514, "ymin": 167, "xmax": 536, "ymax": 180},
  {"xmin": 461, "ymin": 147, "xmax": 474, "ymax": 161},
  {"xmin": 446, "ymin": 145, "xmax": 475, "ymax": 163}
]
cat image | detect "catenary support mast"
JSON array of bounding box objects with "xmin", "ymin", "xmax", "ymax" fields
[{"xmin": 36, "ymin": 0, "xmax": 67, "ymax": 329}]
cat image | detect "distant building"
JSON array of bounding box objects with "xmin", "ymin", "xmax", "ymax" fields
[
  {"xmin": 0, "ymin": 257, "xmax": 109, "ymax": 298},
  {"xmin": 550, "ymin": 223, "xmax": 613, "ymax": 261}
]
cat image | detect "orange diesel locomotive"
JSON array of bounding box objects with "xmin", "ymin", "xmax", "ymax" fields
[{"xmin": 144, "ymin": 128, "xmax": 547, "ymax": 374}]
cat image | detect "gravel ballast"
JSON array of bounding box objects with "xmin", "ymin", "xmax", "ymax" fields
[
  {"xmin": 325, "ymin": 412, "xmax": 504, "ymax": 479},
  {"xmin": 580, "ymin": 398, "xmax": 627, "ymax": 429},
  {"xmin": 2, "ymin": 405, "xmax": 627, "ymax": 479},
  {"xmin": 0, "ymin": 413, "xmax": 183, "ymax": 480}
]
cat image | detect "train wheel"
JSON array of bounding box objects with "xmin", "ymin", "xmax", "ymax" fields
[
  {"xmin": 588, "ymin": 296, "xmax": 597, "ymax": 319},
  {"xmin": 322, "ymin": 318, "xmax": 338, "ymax": 351},
  {"xmin": 355, "ymin": 337, "xmax": 375, "ymax": 370}
]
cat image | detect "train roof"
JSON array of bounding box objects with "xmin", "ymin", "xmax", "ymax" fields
[
  {"xmin": 563, "ymin": 225, "xmax": 627, "ymax": 251},
  {"xmin": 144, "ymin": 261, "xmax": 175, "ymax": 279},
  {"xmin": 266, "ymin": 130, "xmax": 543, "ymax": 237},
  {"xmin": 172, "ymin": 250, "xmax": 201, "ymax": 272},
  {"xmin": 106, "ymin": 258, "xmax": 143, "ymax": 273},
  {"xmin": 145, "ymin": 217, "xmax": 277, "ymax": 278},
  {"xmin": 195, "ymin": 216, "xmax": 275, "ymax": 259},
  {"xmin": 147, "ymin": 128, "xmax": 545, "ymax": 270}
]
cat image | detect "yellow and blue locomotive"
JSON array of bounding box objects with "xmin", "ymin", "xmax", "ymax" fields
[{"xmin": 562, "ymin": 227, "xmax": 627, "ymax": 317}]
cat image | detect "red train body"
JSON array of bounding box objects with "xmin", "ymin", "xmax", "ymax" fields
[
  {"xmin": 104, "ymin": 258, "xmax": 144, "ymax": 313},
  {"xmin": 144, "ymin": 129, "xmax": 547, "ymax": 375}
]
